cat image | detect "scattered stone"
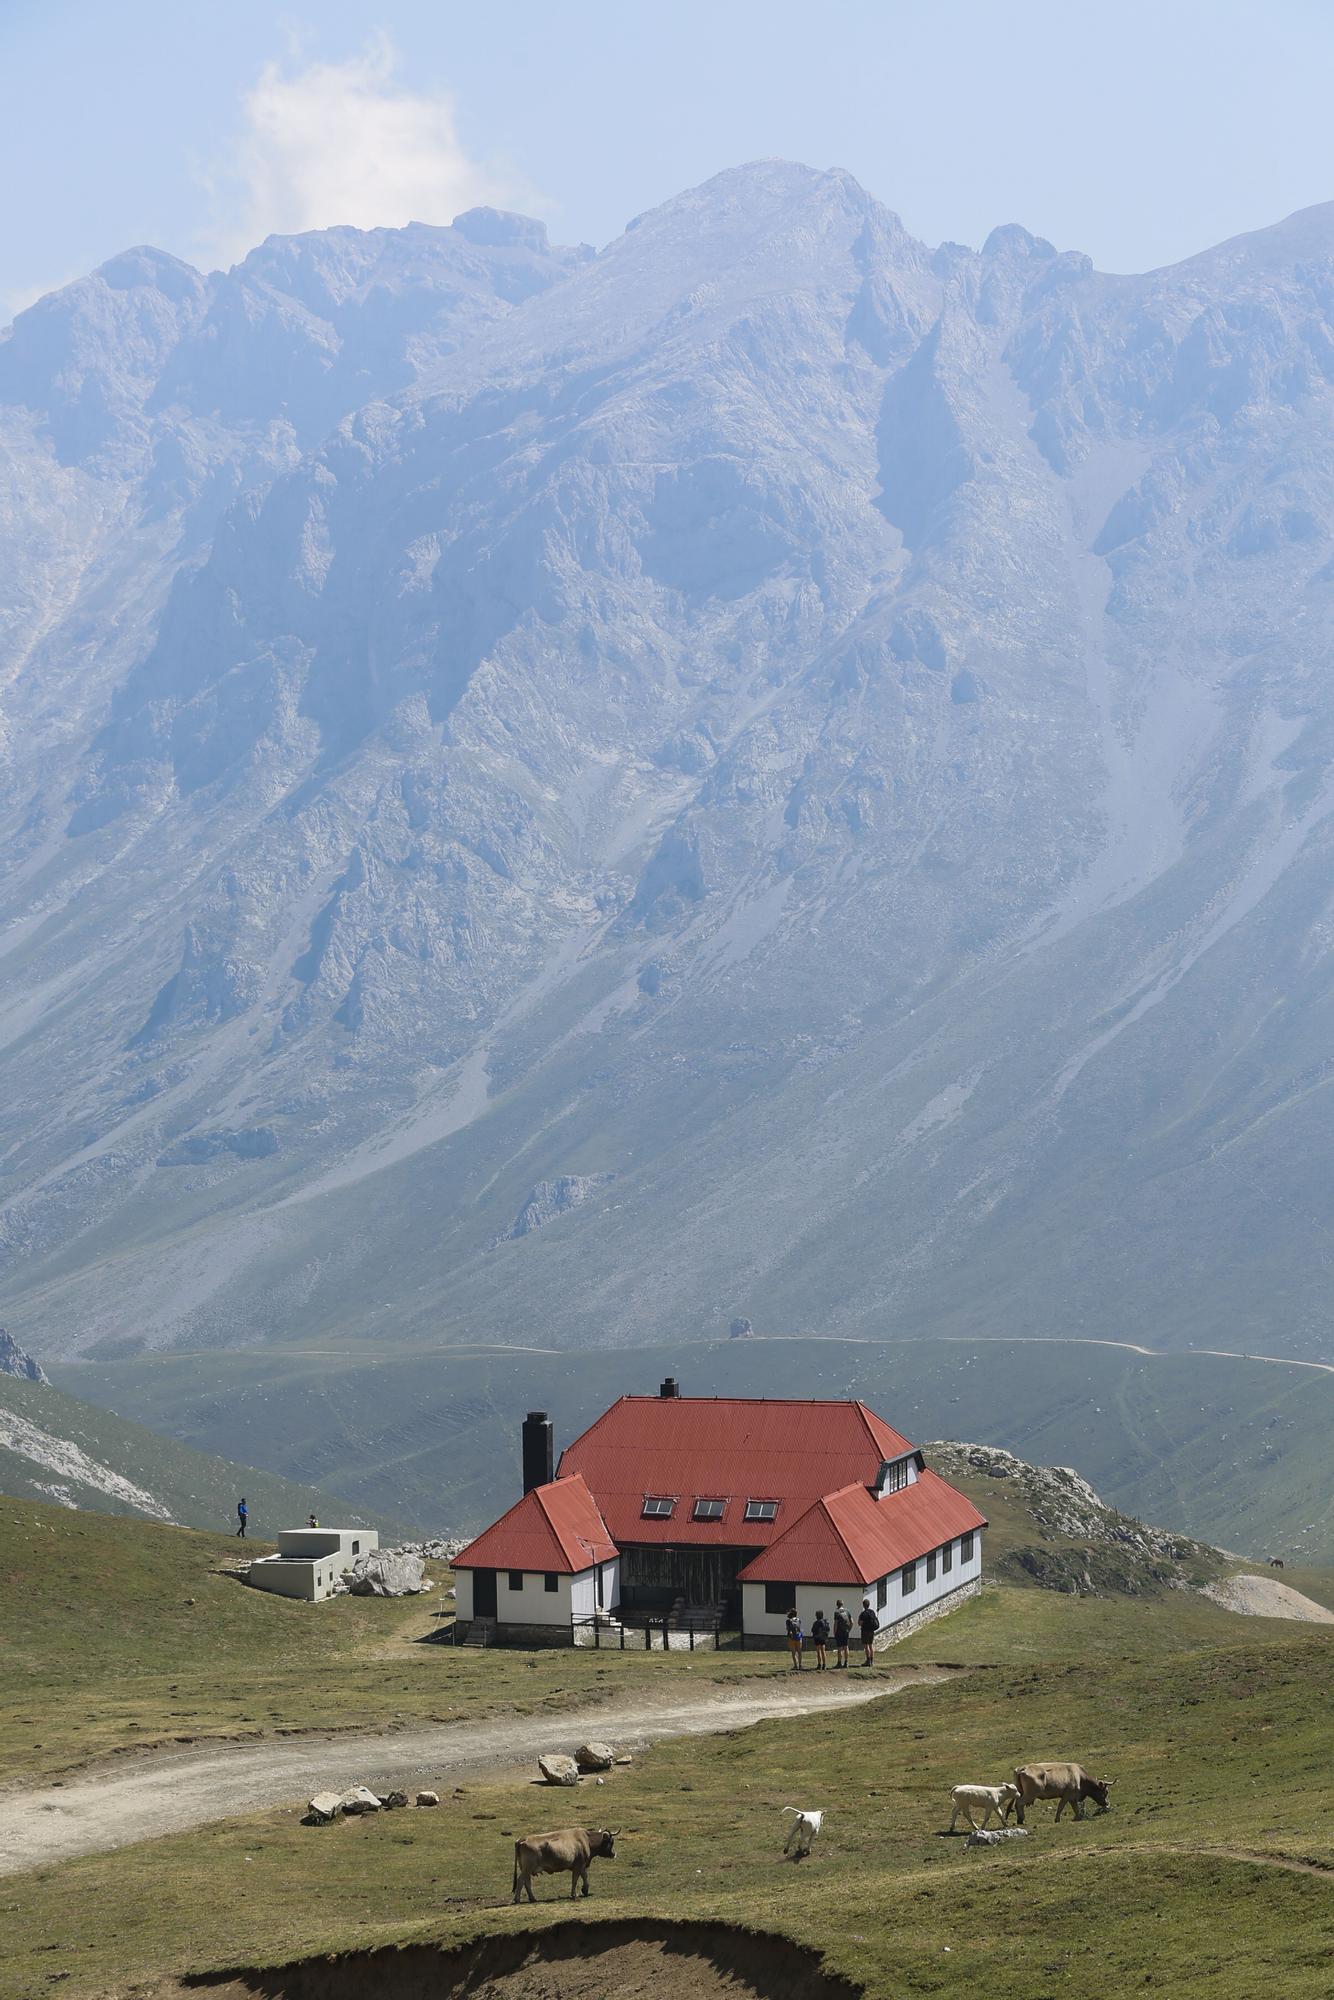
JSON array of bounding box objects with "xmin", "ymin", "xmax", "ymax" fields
[
  {"xmin": 416, "ymin": 1790, "xmax": 440, "ymax": 1807},
  {"xmin": 340, "ymin": 1786, "xmax": 382, "ymax": 1815},
  {"xmin": 538, "ymin": 1753, "xmax": 580, "ymax": 1786},
  {"xmin": 382, "ymin": 1790, "xmax": 410, "ymax": 1809},
  {"xmin": 305, "ymin": 1791, "xmax": 342, "ymax": 1825},
  {"xmin": 575, "ymin": 1741, "xmax": 616, "ymax": 1772},
  {"xmin": 614, "ymin": 1755, "xmax": 633, "ymax": 1766},
  {"xmin": 965, "ymin": 1826, "xmax": 1030, "ymax": 1848}
]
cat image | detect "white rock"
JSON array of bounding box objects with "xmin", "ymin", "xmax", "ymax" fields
[{"xmin": 538, "ymin": 1753, "xmax": 580, "ymax": 1786}]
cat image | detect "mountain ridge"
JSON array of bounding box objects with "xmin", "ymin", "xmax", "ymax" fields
[{"xmin": 4, "ymin": 162, "xmax": 1334, "ymax": 1364}]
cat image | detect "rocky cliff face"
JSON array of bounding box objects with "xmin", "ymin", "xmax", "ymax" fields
[{"xmin": 3, "ymin": 164, "xmax": 1334, "ymax": 1362}]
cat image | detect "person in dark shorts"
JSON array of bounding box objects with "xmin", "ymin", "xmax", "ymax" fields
[
  {"xmin": 785, "ymin": 1607, "xmax": 804, "ymax": 1669},
  {"xmin": 810, "ymin": 1608, "xmax": 830, "ymax": 1669},
  {"xmin": 236, "ymin": 1497, "xmax": 248, "ymax": 1539},
  {"xmin": 832, "ymin": 1599, "xmax": 852, "ymax": 1668},
  {"xmin": 858, "ymin": 1596, "xmax": 879, "ymax": 1664}
]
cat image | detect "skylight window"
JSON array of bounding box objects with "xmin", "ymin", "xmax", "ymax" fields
[
  {"xmin": 743, "ymin": 1499, "xmax": 778, "ymax": 1522},
  {"xmin": 641, "ymin": 1495, "xmax": 675, "ymax": 1518},
  {"xmin": 693, "ymin": 1497, "xmax": 726, "ymax": 1520}
]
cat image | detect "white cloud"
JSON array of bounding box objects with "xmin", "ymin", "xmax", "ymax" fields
[{"xmin": 198, "ymin": 36, "xmax": 527, "ymax": 270}]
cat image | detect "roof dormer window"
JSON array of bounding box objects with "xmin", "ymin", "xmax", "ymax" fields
[
  {"xmin": 641, "ymin": 1495, "xmax": 675, "ymax": 1519},
  {"xmin": 876, "ymin": 1456, "xmax": 911, "ymax": 1497},
  {"xmin": 692, "ymin": 1497, "xmax": 726, "ymax": 1521},
  {"xmin": 743, "ymin": 1499, "xmax": 778, "ymax": 1522}
]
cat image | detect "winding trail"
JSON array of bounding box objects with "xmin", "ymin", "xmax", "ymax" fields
[{"xmin": 0, "ymin": 1668, "xmax": 947, "ymax": 1878}]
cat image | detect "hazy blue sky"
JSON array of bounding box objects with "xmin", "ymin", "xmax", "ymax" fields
[{"xmin": 4, "ymin": 1, "xmax": 1332, "ymax": 317}]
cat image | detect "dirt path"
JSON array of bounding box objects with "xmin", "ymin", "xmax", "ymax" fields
[{"xmin": 0, "ymin": 1668, "xmax": 946, "ymax": 1878}]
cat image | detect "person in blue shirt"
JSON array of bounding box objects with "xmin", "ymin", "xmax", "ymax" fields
[
  {"xmin": 785, "ymin": 1606, "xmax": 804, "ymax": 1669},
  {"xmin": 236, "ymin": 1497, "xmax": 248, "ymax": 1539}
]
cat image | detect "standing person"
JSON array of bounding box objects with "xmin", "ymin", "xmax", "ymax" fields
[
  {"xmin": 307, "ymin": 1513, "xmax": 318, "ymax": 1528},
  {"xmin": 832, "ymin": 1599, "xmax": 852, "ymax": 1669},
  {"xmin": 858, "ymin": 1595, "xmax": 879, "ymax": 1665},
  {"xmin": 810, "ymin": 1608, "xmax": 830, "ymax": 1670},
  {"xmin": 235, "ymin": 1497, "xmax": 248, "ymax": 1539},
  {"xmin": 785, "ymin": 1606, "xmax": 804, "ymax": 1670}
]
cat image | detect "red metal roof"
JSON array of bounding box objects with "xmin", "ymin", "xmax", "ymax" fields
[
  {"xmin": 738, "ymin": 1469, "xmax": 988, "ymax": 1585},
  {"xmin": 452, "ymin": 1473, "xmax": 617, "ymax": 1574},
  {"xmin": 556, "ymin": 1396, "xmax": 914, "ymax": 1549}
]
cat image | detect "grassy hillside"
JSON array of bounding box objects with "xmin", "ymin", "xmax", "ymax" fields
[
  {"xmin": 0, "ymin": 1372, "xmax": 377, "ymax": 1535},
  {"xmin": 2, "ymin": 1611, "xmax": 1329, "ymax": 1996},
  {"xmin": 0, "ymin": 1494, "xmax": 780, "ymax": 1788},
  {"xmin": 57, "ymin": 1334, "xmax": 1334, "ymax": 1558}
]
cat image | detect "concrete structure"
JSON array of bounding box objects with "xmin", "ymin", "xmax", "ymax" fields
[
  {"xmin": 246, "ymin": 1526, "xmax": 379, "ymax": 1603},
  {"xmin": 451, "ymin": 1385, "xmax": 986, "ymax": 1647}
]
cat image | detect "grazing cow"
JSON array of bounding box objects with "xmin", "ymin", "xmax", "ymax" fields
[
  {"xmin": 512, "ymin": 1826, "xmax": 617, "ymax": 1903},
  {"xmin": 1269, "ymin": 1557, "xmax": 1285, "ymax": 1569},
  {"xmin": 947, "ymin": 1783, "xmax": 1020, "ymax": 1833},
  {"xmin": 781, "ymin": 1807, "xmax": 824, "ymax": 1858},
  {"xmin": 1006, "ymin": 1764, "xmax": 1114, "ymax": 1825}
]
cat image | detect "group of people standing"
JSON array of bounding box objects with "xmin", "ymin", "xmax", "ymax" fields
[{"xmin": 784, "ymin": 1597, "xmax": 880, "ymax": 1668}]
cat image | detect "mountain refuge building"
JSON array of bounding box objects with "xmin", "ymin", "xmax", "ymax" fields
[{"xmin": 451, "ymin": 1381, "xmax": 985, "ymax": 1646}]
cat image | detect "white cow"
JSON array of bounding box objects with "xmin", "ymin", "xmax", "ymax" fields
[
  {"xmin": 947, "ymin": 1783, "xmax": 1020, "ymax": 1834},
  {"xmin": 781, "ymin": 1807, "xmax": 824, "ymax": 1858}
]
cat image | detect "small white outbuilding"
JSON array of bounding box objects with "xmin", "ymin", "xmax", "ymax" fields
[{"xmin": 246, "ymin": 1527, "xmax": 379, "ymax": 1602}]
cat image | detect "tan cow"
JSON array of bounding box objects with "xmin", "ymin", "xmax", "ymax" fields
[
  {"xmin": 512, "ymin": 1826, "xmax": 617, "ymax": 1902},
  {"xmin": 1006, "ymin": 1763, "xmax": 1114, "ymax": 1824},
  {"xmin": 947, "ymin": 1782, "xmax": 1020, "ymax": 1833}
]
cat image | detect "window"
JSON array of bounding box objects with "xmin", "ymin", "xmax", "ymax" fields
[
  {"xmin": 507, "ymin": 1570, "xmax": 524, "ymax": 1592},
  {"xmin": 764, "ymin": 1581, "xmax": 796, "ymax": 1615},
  {"xmin": 544, "ymin": 1572, "xmax": 559, "ymax": 1593},
  {"xmin": 352, "ymin": 1540, "xmax": 360, "ymax": 1555},
  {"xmin": 960, "ymin": 1531, "xmax": 974, "ymax": 1564},
  {"xmin": 642, "ymin": 1496, "xmax": 675, "ymax": 1519},
  {"xmin": 926, "ymin": 1549, "xmax": 936, "ymax": 1583},
  {"xmin": 879, "ymin": 1457, "xmax": 910, "ymax": 1495},
  {"xmin": 876, "ymin": 1576, "xmax": 888, "ymax": 1609},
  {"xmin": 942, "ymin": 1540, "xmax": 953, "ymax": 1574},
  {"xmin": 744, "ymin": 1499, "xmax": 778, "ymax": 1522},
  {"xmin": 693, "ymin": 1497, "xmax": 725, "ymax": 1521},
  {"xmin": 901, "ymin": 1562, "xmax": 917, "ymax": 1594}
]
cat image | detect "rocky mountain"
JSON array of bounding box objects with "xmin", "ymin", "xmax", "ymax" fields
[
  {"xmin": 4, "ymin": 162, "xmax": 1334, "ymax": 1366},
  {"xmin": 926, "ymin": 1442, "xmax": 1226, "ymax": 1595}
]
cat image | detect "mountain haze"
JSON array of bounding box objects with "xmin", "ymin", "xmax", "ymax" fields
[{"xmin": 4, "ymin": 163, "xmax": 1334, "ymax": 1363}]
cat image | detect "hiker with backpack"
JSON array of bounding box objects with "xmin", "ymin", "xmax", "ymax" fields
[
  {"xmin": 832, "ymin": 1599, "xmax": 853, "ymax": 1668},
  {"xmin": 858, "ymin": 1595, "xmax": 880, "ymax": 1665},
  {"xmin": 810, "ymin": 1608, "xmax": 831, "ymax": 1669}
]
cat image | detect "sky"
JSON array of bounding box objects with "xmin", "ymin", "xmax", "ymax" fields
[{"xmin": 3, "ymin": 0, "xmax": 1333, "ymax": 320}]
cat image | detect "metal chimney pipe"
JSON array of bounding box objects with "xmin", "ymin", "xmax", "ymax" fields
[
  {"xmin": 521, "ymin": 1411, "xmax": 554, "ymax": 1492},
  {"xmin": 659, "ymin": 1376, "xmax": 679, "ymax": 1398}
]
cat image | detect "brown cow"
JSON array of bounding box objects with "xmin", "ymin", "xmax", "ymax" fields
[
  {"xmin": 512, "ymin": 1826, "xmax": 617, "ymax": 1902},
  {"xmin": 1005, "ymin": 1763, "xmax": 1114, "ymax": 1824}
]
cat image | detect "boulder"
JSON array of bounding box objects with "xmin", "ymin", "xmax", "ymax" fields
[
  {"xmin": 346, "ymin": 1551, "xmax": 427, "ymax": 1597},
  {"xmin": 537, "ymin": 1753, "xmax": 580, "ymax": 1786},
  {"xmin": 382, "ymin": 1790, "xmax": 410, "ymax": 1809},
  {"xmin": 416, "ymin": 1790, "xmax": 440, "ymax": 1807},
  {"xmin": 575, "ymin": 1742, "xmax": 616, "ymax": 1772},
  {"xmin": 340, "ymin": 1786, "xmax": 382, "ymax": 1815},
  {"xmin": 305, "ymin": 1791, "xmax": 342, "ymax": 1824}
]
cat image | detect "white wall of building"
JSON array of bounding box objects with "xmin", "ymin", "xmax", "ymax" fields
[
  {"xmin": 276, "ymin": 1528, "xmax": 377, "ymax": 1563},
  {"xmin": 247, "ymin": 1554, "xmax": 347, "ymax": 1601},
  {"xmin": 456, "ymin": 1557, "xmax": 621, "ymax": 1627},
  {"xmin": 741, "ymin": 1530, "xmax": 983, "ymax": 1639}
]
